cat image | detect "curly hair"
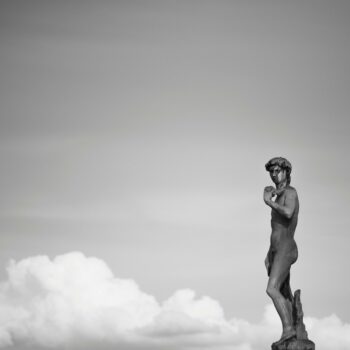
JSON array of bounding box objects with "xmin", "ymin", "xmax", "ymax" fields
[{"xmin": 265, "ymin": 157, "xmax": 292, "ymax": 185}]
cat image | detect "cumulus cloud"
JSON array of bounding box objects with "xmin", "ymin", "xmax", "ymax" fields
[{"xmin": 0, "ymin": 252, "xmax": 348, "ymax": 350}]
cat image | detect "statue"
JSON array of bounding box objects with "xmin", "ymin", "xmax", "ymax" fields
[{"xmin": 264, "ymin": 157, "xmax": 315, "ymax": 350}]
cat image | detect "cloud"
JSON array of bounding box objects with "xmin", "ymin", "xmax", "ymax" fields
[
  {"xmin": 0, "ymin": 252, "xmax": 348, "ymax": 350},
  {"xmin": 305, "ymin": 314, "xmax": 350, "ymax": 350}
]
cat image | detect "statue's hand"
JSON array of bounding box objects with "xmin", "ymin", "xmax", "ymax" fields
[{"xmin": 263, "ymin": 186, "xmax": 275, "ymax": 204}]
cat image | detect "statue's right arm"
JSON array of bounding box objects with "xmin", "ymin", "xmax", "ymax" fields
[{"xmin": 266, "ymin": 189, "xmax": 297, "ymax": 219}]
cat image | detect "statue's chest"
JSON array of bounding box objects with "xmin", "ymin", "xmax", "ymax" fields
[{"xmin": 275, "ymin": 193, "xmax": 286, "ymax": 206}]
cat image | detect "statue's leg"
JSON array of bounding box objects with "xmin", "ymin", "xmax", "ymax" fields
[
  {"xmin": 280, "ymin": 272, "xmax": 294, "ymax": 332},
  {"xmin": 266, "ymin": 252, "xmax": 295, "ymax": 341},
  {"xmin": 280, "ymin": 245, "xmax": 298, "ymax": 327},
  {"xmin": 280, "ymin": 273, "xmax": 293, "ymax": 303}
]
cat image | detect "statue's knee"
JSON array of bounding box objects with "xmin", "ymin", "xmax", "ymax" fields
[{"xmin": 266, "ymin": 284, "xmax": 277, "ymax": 298}]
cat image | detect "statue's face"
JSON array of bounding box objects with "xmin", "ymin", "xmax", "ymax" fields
[{"xmin": 269, "ymin": 165, "xmax": 287, "ymax": 185}]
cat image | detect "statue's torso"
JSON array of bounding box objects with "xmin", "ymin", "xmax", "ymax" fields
[{"xmin": 270, "ymin": 188, "xmax": 299, "ymax": 252}]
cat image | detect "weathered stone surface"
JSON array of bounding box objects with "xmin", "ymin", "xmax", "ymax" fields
[
  {"xmin": 264, "ymin": 160, "xmax": 315, "ymax": 350},
  {"xmin": 272, "ymin": 339, "xmax": 315, "ymax": 350},
  {"xmin": 293, "ymin": 290, "xmax": 309, "ymax": 340},
  {"xmin": 271, "ymin": 290, "xmax": 315, "ymax": 350}
]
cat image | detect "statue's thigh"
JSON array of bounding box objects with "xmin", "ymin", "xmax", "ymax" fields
[{"xmin": 268, "ymin": 252, "xmax": 292, "ymax": 288}]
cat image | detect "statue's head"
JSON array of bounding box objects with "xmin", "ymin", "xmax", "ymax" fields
[{"xmin": 265, "ymin": 157, "xmax": 292, "ymax": 185}]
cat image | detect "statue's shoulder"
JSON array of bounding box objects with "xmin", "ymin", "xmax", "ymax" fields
[{"xmin": 285, "ymin": 186, "xmax": 298, "ymax": 198}]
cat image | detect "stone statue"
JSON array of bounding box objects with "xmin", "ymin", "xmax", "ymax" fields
[{"xmin": 264, "ymin": 157, "xmax": 315, "ymax": 350}]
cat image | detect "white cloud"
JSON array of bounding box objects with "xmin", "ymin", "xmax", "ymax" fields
[
  {"xmin": 0, "ymin": 252, "xmax": 348, "ymax": 350},
  {"xmin": 305, "ymin": 314, "xmax": 350, "ymax": 350}
]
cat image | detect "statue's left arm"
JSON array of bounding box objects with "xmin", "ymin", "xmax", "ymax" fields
[{"xmin": 265, "ymin": 188, "xmax": 297, "ymax": 219}]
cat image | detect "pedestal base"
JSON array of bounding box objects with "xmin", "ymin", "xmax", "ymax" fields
[{"xmin": 271, "ymin": 339, "xmax": 315, "ymax": 350}]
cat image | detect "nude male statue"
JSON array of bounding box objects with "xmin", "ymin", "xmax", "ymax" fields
[{"xmin": 264, "ymin": 157, "xmax": 299, "ymax": 345}]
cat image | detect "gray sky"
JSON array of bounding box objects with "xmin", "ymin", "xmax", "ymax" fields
[{"xmin": 0, "ymin": 0, "xmax": 350, "ymax": 344}]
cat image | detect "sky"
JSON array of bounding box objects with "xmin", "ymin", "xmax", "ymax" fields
[{"xmin": 0, "ymin": 1, "xmax": 350, "ymax": 349}]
